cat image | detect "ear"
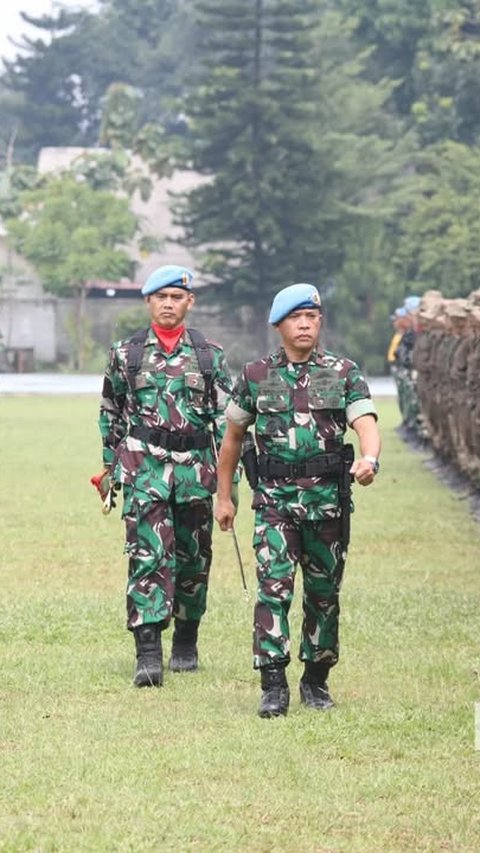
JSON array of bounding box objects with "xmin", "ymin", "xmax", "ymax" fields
[
  {"xmin": 187, "ymin": 293, "xmax": 195, "ymax": 311},
  {"xmin": 144, "ymin": 296, "xmax": 151, "ymax": 306}
]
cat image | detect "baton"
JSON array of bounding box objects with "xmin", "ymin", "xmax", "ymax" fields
[
  {"xmin": 212, "ymin": 432, "xmax": 250, "ymax": 600},
  {"xmin": 231, "ymin": 524, "xmax": 250, "ymax": 601}
]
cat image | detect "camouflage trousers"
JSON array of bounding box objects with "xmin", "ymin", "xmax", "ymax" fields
[
  {"xmin": 122, "ymin": 486, "xmax": 213, "ymax": 630},
  {"xmin": 252, "ymin": 506, "xmax": 345, "ymax": 670}
]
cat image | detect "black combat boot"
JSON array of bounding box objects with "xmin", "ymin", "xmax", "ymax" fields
[
  {"xmin": 169, "ymin": 619, "xmax": 199, "ymax": 672},
  {"xmin": 299, "ymin": 661, "xmax": 335, "ymax": 710},
  {"xmin": 258, "ymin": 663, "xmax": 290, "ymax": 718},
  {"xmin": 133, "ymin": 624, "xmax": 163, "ymax": 687}
]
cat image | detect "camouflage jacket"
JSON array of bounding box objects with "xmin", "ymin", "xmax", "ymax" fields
[
  {"xmin": 99, "ymin": 327, "xmax": 233, "ymax": 503},
  {"xmin": 226, "ymin": 347, "xmax": 377, "ymax": 520}
]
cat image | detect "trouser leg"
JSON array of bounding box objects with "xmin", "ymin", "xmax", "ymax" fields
[
  {"xmin": 297, "ymin": 517, "xmax": 343, "ymax": 710},
  {"xmin": 299, "ymin": 516, "xmax": 344, "ymax": 670},
  {"xmin": 252, "ymin": 507, "xmax": 300, "ymax": 670},
  {"xmin": 173, "ymin": 497, "xmax": 213, "ymax": 622},
  {"xmin": 124, "ymin": 491, "xmax": 176, "ymax": 630},
  {"xmin": 167, "ymin": 498, "xmax": 213, "ymax": 672}
]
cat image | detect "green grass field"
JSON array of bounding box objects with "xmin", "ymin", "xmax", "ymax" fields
[{"xmin": 0, "ymin": 397, "xmax": 479, "ymax": 852}]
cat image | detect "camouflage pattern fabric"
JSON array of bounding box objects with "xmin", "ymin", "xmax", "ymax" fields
[
  {"xmin": 99, "ymin": 327, "xmax": 232, "ymax": 500},
  {"xmin": 99, "ymin": 327, "xmax": 233, "ymax": 629},
  {"xmin": 253, "ymin": 507, "xmax": 344, "ymax": 669},
  {"xmin": 228, "ymin": 347, "xmax": 376, "ymax": 520},
  {"xmin": 227, "ymin": 346, "xmax": 376, "ymax": 669},
  {"xmin": 123, "ymin": 486, "xmax": 213, "ymax": 628},
  {"xmin": 393, "ymin": 328, "xmax": 425, "ymax": 437}
]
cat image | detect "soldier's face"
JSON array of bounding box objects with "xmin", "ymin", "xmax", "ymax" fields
[
  {"xmin": 277, "ymin": 309, "xmax": 322, "ymax": 353},
  {"xmin": 145, "ymin": 287, "xmax": 195, "ymax": 329}
]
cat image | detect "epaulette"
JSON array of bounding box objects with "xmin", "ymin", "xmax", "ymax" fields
[
  {"xmin": 203, "ymin": 338, "xmax": 223, "ymax": 351},
  {"xmin": 268, "ymin": 349, "xmax": 286, "ymax": 367}
]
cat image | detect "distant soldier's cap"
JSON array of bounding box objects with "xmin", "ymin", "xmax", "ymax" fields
[
  {"xmin": 467, "ymin": 288, "xmax": 480, "ymax": 306},
  {"xmin": 419, "ymin": 291, "xmax": 444, "ymax": 318},
  {"xmin": 444, "ymin": 298, "xmax": 471, "ymax": 319},
  {"xmin": 141, "ymin": 265, "xmax": 194, "ymax": 296},
  {"xmin": 404, "ymin": 295, "xmax": 421, "ymax": 313},
  {"xmin": 269, "ymin": 283, "xmax": 321, "ymax": 325},
  {"xmin": 470, "ymin": 305, "xmax": 480, "ymax": 324},
  {"xmin": 420, "ymin": 289, "xmax": 443, "ymax": 304}
]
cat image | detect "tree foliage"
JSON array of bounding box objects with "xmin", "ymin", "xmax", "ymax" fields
[
  {"xmin": 411, "ymin": 1, "xmax": 480, "ymax": 144},
  {"xmin": 181, "ymin": 1, "xmax": 330, "ymax": 308},
  {"xmin": 0, "ymin": 0, "xmax": 195, "ymax": 164},
  {"xmin": 5, "ymin": 176, "xmax": 137, "ymax": 368},
  {"xmin": 2, "ymin": 0, "xmax": 480, "ymax": 371},
  {"xmin": 177, "ymin": 0, "xmax": 406, "ymax": 359},
  {"xmin": 389, "ymin": 141, "xmax": 480, "ymax": 296}
]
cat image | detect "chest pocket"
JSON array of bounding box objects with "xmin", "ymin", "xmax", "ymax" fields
[
  {"xmin": 134, "ymin": 373, "xmax": 155, "ymax": 390},
  {"xmin": 308, "ymin": 371, "xmax": 346, "ymax": 410},
  {"xmin": 185, "ymin": 371, "xmax": 207, "ymax": 411},
  {"xmin": 256, "ymin": 378, "xmax": 291, "ymax": 414},
  {"xmin": 132, "ymin": 371, "xmax": 161, "ymax": 409}
]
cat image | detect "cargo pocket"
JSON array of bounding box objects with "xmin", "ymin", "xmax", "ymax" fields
[{"xmin": 308, "ymin": 372, "xmax": 346, "ymax": 411}]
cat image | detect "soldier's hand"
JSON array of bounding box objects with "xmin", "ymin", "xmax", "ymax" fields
[
  {"xmin": 90, "ymin": 469, "xmax": 121, "ymax": 514},
  {"xmin": 90, "ymin": 469, "xmax": 111, "ymax": 500},
  {"xmin": 350, "ymin": 458, "xmax": 375, "ymax": 486},
  {"xmin": 215, "ymin": 498, "xmax": 237, "ymax": 531},
  {"xmin": 102, "ymin": 482, "xmax": 121, "ymax": 514}
]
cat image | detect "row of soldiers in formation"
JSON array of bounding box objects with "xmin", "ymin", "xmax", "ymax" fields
[{"xmin": 389, "ymin": 289, "xmax": 480, "ymax": 487}]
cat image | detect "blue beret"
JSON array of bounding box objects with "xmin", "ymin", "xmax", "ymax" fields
[
  {"xmin": 141, "ymin": 265, "xmax": 193, "ymax": 296},
  {"xmin": 404, "ymin": 295, "xmax": 421, "ymax": 313},
  {"xmin": 269, "ymin": 283, "xmax": 322, "ymax": 325},
  {"xmin": 393, "ymin": 307, "xmax": 407, "ymax": 318}
]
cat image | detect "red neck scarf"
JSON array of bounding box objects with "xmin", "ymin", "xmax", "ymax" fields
[{"xmin": 151, "ymin": 322, "xmax": 185, "ymax": 353}]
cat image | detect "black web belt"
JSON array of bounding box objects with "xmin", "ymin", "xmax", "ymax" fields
[
  {"xmin": 130, "ymin": 424, "xmax": 211, "ymax": 451},
  {"xmin": 257, "ymin": 453, "xmax": 342, "ymax": 480}
]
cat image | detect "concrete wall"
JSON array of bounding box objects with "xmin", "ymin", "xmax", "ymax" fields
[{"xmin": 0, "ymin": 296, "xmax": 57, "ymax": 363}]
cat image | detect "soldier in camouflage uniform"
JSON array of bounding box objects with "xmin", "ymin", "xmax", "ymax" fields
[
  {"xmin": 393, "ymin": 296, "xmax": 423, "ymax": 439},
  {"xmin": 96, "ymin": 265, "xmax": 234, "ymax": 687},
  {"xmin": 466, "ymin": 301, "xmax": 480, "ymax": 485},
  {"xmin": 215, "ymin": 283, "xmax": 381, "ymax": 718}
]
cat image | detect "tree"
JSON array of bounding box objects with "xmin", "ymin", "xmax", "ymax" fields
[
  {"xmin": 388, "ymin": 141, "xmax": 480, "ymax": 296},
  {"xmin": 1, "ymin": 9, "xmax": 100, "ymax": 163},
  {"xmin": 411, "ymin": 1, "xmax": 480, "ymax": 145},
  {"xmin": 178, "ymin": 0, "xmax": 409, "ymax": 363},
  {"xmin": 0, "ymin": 0, "xmax": 196, "ymax": 164},
  {"xmin": 177, "ymin": 0, "xmax": 348, "ymax": 351},
  {"xmin": 336, "ymin": 0, "xmax": 432, "ymax": 116},
  {"xmin": 5, "ymin": 176, "xmax": 138, "ymax": 369}
]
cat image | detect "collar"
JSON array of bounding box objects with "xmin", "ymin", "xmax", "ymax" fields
[
  {"xmin": 269, "ymin": 347, "xmax": 323, "ymax": 368},
  {"xmin": 151, "ymin": 322, "xmax": 186, "ymax": 353}
]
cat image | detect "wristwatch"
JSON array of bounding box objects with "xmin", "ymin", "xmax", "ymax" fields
[{"xmin": 362, "ymin": 455, "xmax": 380, "ymax": 474}]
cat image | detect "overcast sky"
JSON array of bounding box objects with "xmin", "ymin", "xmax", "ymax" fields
[{"xmin": 1, "ymin": 0, "xmax": 97, "ymax": 64}]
